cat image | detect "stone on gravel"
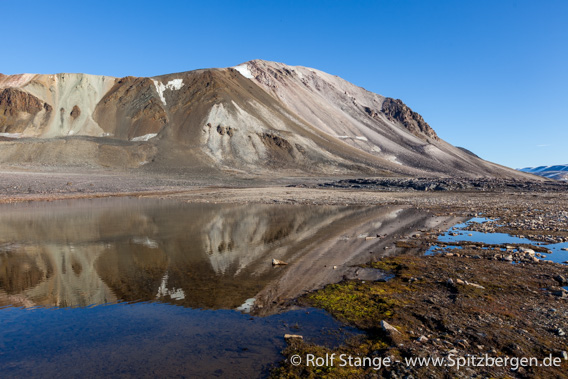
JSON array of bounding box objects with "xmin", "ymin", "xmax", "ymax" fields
[
  {"xmin": 466, "ymin": 281, "xmax": 485, "ymax": 289},
  {"xmin": 381, "ymin": 320, "xmax": 402, "ymax": 335}
]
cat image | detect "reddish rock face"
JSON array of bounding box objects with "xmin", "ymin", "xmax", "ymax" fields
[
  {"xmin": 93, "ymin": 77, "xmax": 168, "ymax": 140},
  {"xmin": 0, "ymin": 87, "xmax": 45, "ymax": 116},
  {"xmin": 0, "ymin": 88, "xmax": 52, "ymax": 133}
]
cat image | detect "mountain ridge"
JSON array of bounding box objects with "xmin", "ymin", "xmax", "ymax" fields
[
  {"xmin": 0, "ymin": 60, "xmax": 538, "ymax": 180},
  {"xmin": 519, "ymin": 165, "xmax": 568, "ymax": 180}
]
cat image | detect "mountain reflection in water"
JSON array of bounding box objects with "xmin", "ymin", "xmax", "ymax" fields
[{"xmin": 0, "ymin": 198, "xmax": 461, "ymax": 313}]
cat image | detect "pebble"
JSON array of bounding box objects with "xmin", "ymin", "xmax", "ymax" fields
[
  {"xmin": 466, "ymin": 282, "xmax": 485, "ymax": 290},
  {"xmin": 520, "ymin": 248, "xmax": 535, "ymax": 256},
  {"xmin": 381, "ymin": 320, "xmax": 402, "ymax": 335},
  {"xmin": 284, "ymin": 334, "xmax": 303, "ymax": 340}
]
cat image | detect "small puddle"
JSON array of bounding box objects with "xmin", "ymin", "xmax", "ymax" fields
[{"xmin": 428, "ymin": 218, "xmax": 568, "ymax": 264}]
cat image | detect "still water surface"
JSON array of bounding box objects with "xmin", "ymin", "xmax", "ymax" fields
[
  {"xmin": 427, "ymin": 218, "xmax": 568, "ymax": 263},
  {"xmin": 0, "ymin": 198, "xmax": 445, "ymax": 377}
]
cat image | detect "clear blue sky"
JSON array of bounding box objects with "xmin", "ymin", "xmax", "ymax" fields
[{"xmin": 2, "ymin": 0, "xmax": 566, "ymax": 169}]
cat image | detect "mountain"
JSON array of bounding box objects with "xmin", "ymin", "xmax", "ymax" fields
[
  {"xmin": 0, "ymin": 60, "xmax": 535, "ymax": 179},
  {"xmin": 519, "ymin": 165, "xmax": 568, "ymax": 180}
]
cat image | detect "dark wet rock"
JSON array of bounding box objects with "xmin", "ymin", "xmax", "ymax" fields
[
  {"xmin": 310, "ymin": 177, "xmax": 568, "ymax": 193},
  {"xmin": 550, "ymin": 288, "xmax": 567, "ymax": 298},
  {"xmin": 417, "ymin": 335, "xmax": 428, "ymax": 343}
]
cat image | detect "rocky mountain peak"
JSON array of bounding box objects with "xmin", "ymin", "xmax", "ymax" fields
[{"xmin": 380, "ymin": 98, "xmax": 438, "ymax": 141}]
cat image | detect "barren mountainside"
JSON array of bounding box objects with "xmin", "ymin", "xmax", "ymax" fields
[{"xmin": 0, "ymin": 61, "xmax": 535, "ymax": 179}]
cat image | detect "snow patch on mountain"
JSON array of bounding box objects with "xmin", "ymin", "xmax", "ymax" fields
[
  {"xmin": 0, "ymin": 133, "xmax": 22, "ymax": 139},
  {"xmin": 131, "ymin": 133, "xmax": 158, "ymax": 142},
  {"xmin": 386, "ymin": 155, "xmax": 402, "ymax": 165},
  {"xmin": 152, "ymin": 79, "xmax": 184, "ymax": 105},
  {"xmin": 233, "ymin": 64, "xmax": 254, "ymax": 79},
  {"xmin": 337, "ymin": 135, "xmax": 368, "ymax": 142}
]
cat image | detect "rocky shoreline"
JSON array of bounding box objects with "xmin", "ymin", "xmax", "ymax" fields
[{"xmin": 269, "ymin": 184, "xmax": 568, "ymax": 378}]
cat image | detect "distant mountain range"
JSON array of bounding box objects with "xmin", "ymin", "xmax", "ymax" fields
[
  {"xmin": 0, "ymin": 60, "xmax": 536, "ymax": 179},
  {"xmin": 518, "ymin": 165, "xmax": 568, "ymax": 180}
]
